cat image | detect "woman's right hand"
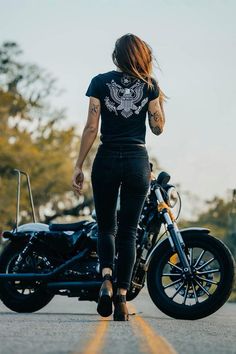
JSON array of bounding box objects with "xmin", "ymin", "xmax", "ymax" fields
[{"xmin": 72, "ymin": 166, "xmax": 84, "ymax": 196}]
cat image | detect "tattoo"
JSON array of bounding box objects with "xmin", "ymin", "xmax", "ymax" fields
[
  {"xmin": 151, "ymin": 125, "xmax": 163, "ymax": 135},
  {"xmin": 90, "ymin": 103, "xmax": 100, "ymax": 115},
  {"xmin": 148, "ymin": 110, "xmax": 164, "ymax": 135},
  {"xmin": 148, "ymin": 110, "xmax": 161, "ymax": 123}
]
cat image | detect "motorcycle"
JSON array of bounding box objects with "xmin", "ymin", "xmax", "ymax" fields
[{"xmin": 0, "ymin": 167, "xmax": 234, "ymax": 320}]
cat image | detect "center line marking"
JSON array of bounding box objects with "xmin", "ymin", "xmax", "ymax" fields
[
  {"xmin": 129, "ymin": 303, "xmax": 177, "ymax": 354},
  {"xmin": 73, "ymin": 317, "xmax": 110, "ymax": 354}
]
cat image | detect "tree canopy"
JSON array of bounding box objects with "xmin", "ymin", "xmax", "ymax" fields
[{"xmin": 0, "ymin": 41, "xmax": 97, "ymax": 229}]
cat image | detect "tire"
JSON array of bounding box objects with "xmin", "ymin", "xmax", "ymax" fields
[
  {"xmin": 147, "ymin": 233, "xmax": 235, "ymax": 320},
  {"xmin": 0, "ymin": 242, "xmax": 54, "ymax": 313}
]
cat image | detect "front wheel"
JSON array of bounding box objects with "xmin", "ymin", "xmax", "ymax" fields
[
  {"xmin": 147, "ymin": 233, "xmax": 235, "ymax": 320},
  {"xmin": 0, "ymin": 242, "xmax": 54, "ymax": 313}
]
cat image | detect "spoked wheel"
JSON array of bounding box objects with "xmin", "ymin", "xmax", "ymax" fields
[
  {"xmin": 147, "ymin": 233, "xmax": 235, "ymax": 319},
  {"xmin": 0, "ymin": 243, "xmax": 54, "ymax": 312}
]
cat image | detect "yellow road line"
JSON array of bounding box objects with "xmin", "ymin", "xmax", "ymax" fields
[
  {"xmin": 73, "ymin": 317, "xmax": 110, "ymax": 354},
  {"xmin": 129, "ymin": 303, "xmax": 177, "ymax": 354},
  {"xmin": 73, "ymin": 303, "xmax": 176, "ymax": 354}
]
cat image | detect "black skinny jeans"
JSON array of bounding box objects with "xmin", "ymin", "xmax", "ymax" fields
[{"xmin": 91, "ymin": 143, "xmax": 151, "ymax": 290}]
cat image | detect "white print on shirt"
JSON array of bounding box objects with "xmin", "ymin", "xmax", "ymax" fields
[
  {"xmin": 104, "ymin": 79, "xmax": 148, "ymax": 118},
  {"xmin": 121, "ymin": 74, "xmax": 132, "ymax": 86}
]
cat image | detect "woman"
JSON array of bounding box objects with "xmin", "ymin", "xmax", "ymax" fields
[{"xmin": 72, "ymin": 33, "xmax": 166, "ymax": 321}]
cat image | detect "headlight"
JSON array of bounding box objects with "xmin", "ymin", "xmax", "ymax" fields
[{"xmin": 167, "ymin": 187, "xmax": 178, "ymax": 208}]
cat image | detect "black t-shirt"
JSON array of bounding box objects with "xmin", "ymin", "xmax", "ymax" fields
[{"xmin": 85, "ymin": 70, "xmax": 159, "ymax": 144}]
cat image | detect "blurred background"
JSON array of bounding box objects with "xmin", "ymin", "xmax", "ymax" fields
[{"xmin": 0, "ymin": 0, "xmax": 235, "ymax": 296}]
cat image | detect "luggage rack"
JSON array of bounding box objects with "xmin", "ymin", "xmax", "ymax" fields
[{"xmin": 13, "ymin": 169, "xmax": 36, "ymax": 232}]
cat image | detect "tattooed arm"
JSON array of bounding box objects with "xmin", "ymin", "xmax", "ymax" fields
[
  {"xmin": 74, "ymin": 97, "xmax": 101, "ymax": 169},
  {"xmin": 148, "ymin": 96, "xmax": 165, "ymax": 136}
]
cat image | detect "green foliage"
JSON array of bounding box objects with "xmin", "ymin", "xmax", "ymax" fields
[
  {"xmin": 0, "ymin": 41, "xmax": 97, "ymax": 229},
  {"xmin": 179, "ymin": 196, "xmax": 234, "ymax": 239}
]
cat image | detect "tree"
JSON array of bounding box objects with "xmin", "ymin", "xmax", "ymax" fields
[
  {"xmin": 0, "ymin": 41, "xmax": 98, "ymax": 229},
  {"xmin": 179, "ymin": 196, "xmax": 230, "ymax": 237}
]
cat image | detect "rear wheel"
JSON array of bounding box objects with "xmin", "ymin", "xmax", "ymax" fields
[
  {"xmin": 0, "ymin": 243, "xmax": 54, "ymax": 312},
  {"xmin": 147, "ymin": 233, "xmax": 235, "ymax": 320}
]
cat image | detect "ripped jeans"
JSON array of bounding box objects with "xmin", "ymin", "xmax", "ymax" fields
[{"xmin": 91, "ymin": 143, "xmax": 151, "ymax": 290}]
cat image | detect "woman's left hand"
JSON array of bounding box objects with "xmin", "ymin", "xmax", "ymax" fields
[{"xmin": 72, "ymin": 166, "xmax": 84, "ymax": 195}]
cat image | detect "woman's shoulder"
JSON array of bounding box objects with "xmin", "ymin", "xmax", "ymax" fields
[
  {"xmin": 85, "ymin": 71, "xmax": 117, "ymax": 98},
  {"xmin": 91, "ymin": 70, "xmax": 115, "ymax": 80},
  {"xmin": 89, "ymin": 71, "xmax": 125, "ymax": 89}
]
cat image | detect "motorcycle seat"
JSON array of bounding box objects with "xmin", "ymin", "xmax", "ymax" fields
[{"xmin": 49, "ymin": 220, "xmax": 92, "ymax": 232}]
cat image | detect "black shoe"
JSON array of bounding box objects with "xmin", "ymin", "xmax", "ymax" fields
[
  {"xmin": 97, "ymin": 274, "xmax": 113, "ymax": 317},
  {"xmin": 113, "ymin": 294, "xmax": 129, "ymax": 321}
]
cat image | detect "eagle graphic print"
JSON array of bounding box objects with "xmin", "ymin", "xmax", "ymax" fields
[{"xmin": 104, "ymin": 75, "xmax": 148, "ymax": 118}]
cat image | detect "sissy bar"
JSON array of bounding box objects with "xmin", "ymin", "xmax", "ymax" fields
[{"xmin": 13, "ymin": 169, "xmax": 36, "ymax": 231}]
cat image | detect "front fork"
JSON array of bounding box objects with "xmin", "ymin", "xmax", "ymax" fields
[{"xmin": 155, "ymin": 188, "xmax": 192, "ymax": 275}]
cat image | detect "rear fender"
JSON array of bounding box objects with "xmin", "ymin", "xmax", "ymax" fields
[
  {"xmin": 2, "ymin": 230, "xmax": 31, "ymax": 243},
  {"xmin": 2, "ymin": 222, "xmax": 50, "ymax": 241}
]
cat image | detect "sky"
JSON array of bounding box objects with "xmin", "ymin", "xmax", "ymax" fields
[{"xmin": 0, "ymin": 0, "xmax": 235, "ymax": 217}]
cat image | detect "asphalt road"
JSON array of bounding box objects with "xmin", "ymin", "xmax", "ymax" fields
[{"xmin": 0, "ymin": 287, "xmax": 235, "ymax": 354}]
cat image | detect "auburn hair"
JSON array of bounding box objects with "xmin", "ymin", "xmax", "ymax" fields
[{"xmin": 112, "ymin": 33, "xmax": 167, "ymax": 103}]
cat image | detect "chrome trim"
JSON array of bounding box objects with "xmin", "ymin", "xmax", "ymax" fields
[{"xmin": 13, "ymin": 169, "xmax": 36, "ymax": 231}]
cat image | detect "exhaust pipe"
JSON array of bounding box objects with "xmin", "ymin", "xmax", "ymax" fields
[{"xmin": 47, "ymin": 281, "xmax": 102, "ymax": 290}]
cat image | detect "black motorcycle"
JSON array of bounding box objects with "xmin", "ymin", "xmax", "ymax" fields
[{"xmin": 0, "ymin": 168, "xmax": 235, "ymax": 319}]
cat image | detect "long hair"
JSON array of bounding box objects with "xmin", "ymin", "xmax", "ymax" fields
[{"xmin": 112, "ymin": 33, "xmax": 167, "ymax": 103}]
